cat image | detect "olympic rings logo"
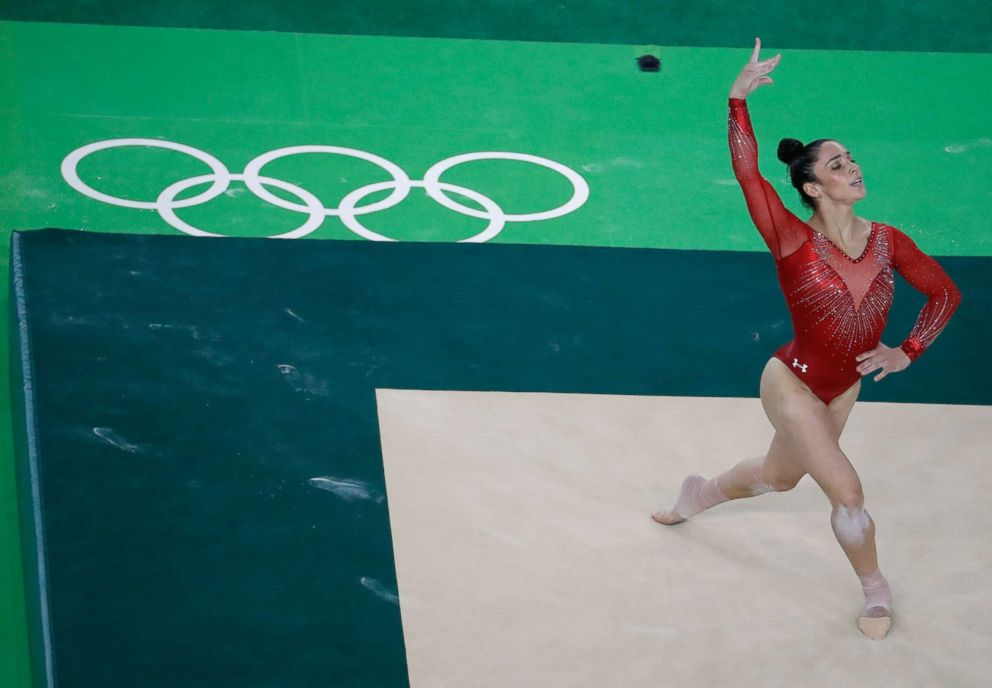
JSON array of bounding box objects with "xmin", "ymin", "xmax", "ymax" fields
[{"xmin": 61, "ymin": 140, "xmax": 590, "ymax": 242}]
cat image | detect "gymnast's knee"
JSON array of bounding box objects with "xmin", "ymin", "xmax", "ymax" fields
[
  {"xmin": 829, "ymin": 484, "xmax": 873, "ymax": 546},
  {"xmin": 747, "ymin": 462, "xmax": 802, "ymax": 495},
  {"xmin": 766, "ymin": 471, "xmax": 803, "ymax": 492},
  {"xmin": 830, "ymin": 483, "xmax": 865, "ymax": 512}
]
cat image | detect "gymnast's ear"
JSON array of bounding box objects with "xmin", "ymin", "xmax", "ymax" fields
[{"xmin": 802, "ymin": 181, "xmax": 822, "ymax": 200}]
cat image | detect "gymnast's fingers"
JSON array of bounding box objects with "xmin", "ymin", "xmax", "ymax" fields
[
  {"xmin": 855, "ymin": 348, "xmax": 877, "ymax": 362},
  {"xmin": 756, "ymin": 53, "xmax": 781, "ymax": 71},
  {"xmin": 749, "ymin": 37, "xmax": 762, "ymax": 63}
]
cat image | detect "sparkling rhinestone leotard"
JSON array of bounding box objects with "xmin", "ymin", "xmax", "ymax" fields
[{"xmin": 728, "ymin": 98, "xmax": 961, "ymax": 404}]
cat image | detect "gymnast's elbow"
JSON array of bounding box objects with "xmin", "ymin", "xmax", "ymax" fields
[{"xmin": 948, "ymin": 282, "xmax": 963, "ymax": 310}]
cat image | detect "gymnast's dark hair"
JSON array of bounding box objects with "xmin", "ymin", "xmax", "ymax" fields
[{"xmin": 777, "ymin": 137, "xmax": 831, "ymax": 210}]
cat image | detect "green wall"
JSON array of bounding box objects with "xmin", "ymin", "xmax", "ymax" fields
[{"xmin": 2, "ymin": 0, "xmax": 991, "ymax": 52}]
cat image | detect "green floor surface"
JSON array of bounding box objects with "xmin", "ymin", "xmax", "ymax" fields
[{"xmin": 11, "ymin": 230, "xmax": 990, "ymax": 686}]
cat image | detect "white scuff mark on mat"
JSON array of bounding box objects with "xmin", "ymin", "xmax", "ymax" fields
[
  {"xmin": 308, "ymin": 476, "xmax": 380, "ymax": 502},
  {"xmin": 360, "ymin": 577, "xmax": 399, "ymax": 605},
  {"xmin": 92, "ymin": 427, "xmax": 141, "ymax": 453},
  {"xmin": 277, "ymin": 363, "xmax": 329, "ymax": 397},
  {"xmin": 284, "ymin": 307, "xmax": 305, "ymax": 324}
]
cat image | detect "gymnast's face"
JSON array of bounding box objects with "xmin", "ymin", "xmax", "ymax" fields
[{"xmin": 806, "ymin": 141, "xmax": 866, "ymax": 205}]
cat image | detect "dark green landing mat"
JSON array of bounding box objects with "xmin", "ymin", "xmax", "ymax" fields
[
  {"xmin": 1, "ymin": 0, "xmax": 991, "ymax": 52},
  {"xmin": 11, "ymin": 230, "xmax": 988, "ymax": 687}
]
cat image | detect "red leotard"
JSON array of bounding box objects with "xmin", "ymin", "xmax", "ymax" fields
[{"xmin": 728, "ymin": 98, "xmax": 961, "ymax": 404}]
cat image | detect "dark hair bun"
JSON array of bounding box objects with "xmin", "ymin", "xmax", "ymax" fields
[{"xmin": 777, "ymin": 138, "xmax": 805, "ymax": 165}]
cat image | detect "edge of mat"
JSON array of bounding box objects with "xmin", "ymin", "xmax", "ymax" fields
[{"xmin": 9, "ymin": 230, "xmax": 55, "ymax": 688}]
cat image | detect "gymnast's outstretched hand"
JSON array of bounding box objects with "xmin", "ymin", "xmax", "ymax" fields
[
  {"xmin": 729, "ymin": 37, "xmax": 781, "ymax": 100},
  {"xmin": 856, "ymin": 343, "xmax": 911, "ymax": 382}
]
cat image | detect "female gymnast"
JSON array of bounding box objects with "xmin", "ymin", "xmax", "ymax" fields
[{"xmin": 652, "ymin": 38, "xmax": 961, "ymax": 641}]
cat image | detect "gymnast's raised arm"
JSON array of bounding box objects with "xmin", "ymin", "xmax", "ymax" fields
[{"xmin": 727, "ymin": 39, "xmax": 806, "ymax": 260}]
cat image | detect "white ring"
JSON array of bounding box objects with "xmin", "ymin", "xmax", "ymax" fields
[
  {"xmin": 242, "ymin": 146, "xmax": 412, "ymax": 216},
  {"xmin": 338, "ymin": 180, "xmax": 506, "ymax": 243},
  {"xmin": 422, "ymin": 152, "xmax": 590, "ymax": 222},
  {"xmin": 62, "ymin": 142, "xmax": 590, "ymax": 242},
  {"xmin": 157, "ymin": 174, "xmax": 325, "ymax": 239},
  {"xmin": 61, "ymin": 139, "xmax": 230, "ymax": 209}
]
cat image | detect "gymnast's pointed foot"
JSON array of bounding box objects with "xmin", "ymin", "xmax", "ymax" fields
[
  {"xmin": 651, "ymin": 507, "xmax": 686, "ymax": 525},
  {"xmin": 856, "ymin": 568, "xmax": 893, "ymax": 639},
  {"xmin": 652, "ymin": 474, "xmax": 727, "ymax": 525},
  {"xmin": 858, "ymin": 606, "xmax": 892, "ymax": 640}
]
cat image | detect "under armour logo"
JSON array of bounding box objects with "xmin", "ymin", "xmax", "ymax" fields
[{"xmin": 792, "ymin": 358, "xmax": 809, "ymax": 373}]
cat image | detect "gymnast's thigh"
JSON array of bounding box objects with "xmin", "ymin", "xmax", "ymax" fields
[
  {"xmin": 758, "ymin": 358, "xmax": 861, "ymax": 495},
  {"xmin": 761, "ymin": 358, "xmax": 860, "ymax": 438}
]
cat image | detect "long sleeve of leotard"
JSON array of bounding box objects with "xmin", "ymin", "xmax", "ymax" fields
[
  {"xmin": 728, "ymin": 98, "xmax": 807, "ymax": 260},
  {"xmin": 890, "ymin": 228, "xmax": 961, "ymax": 361}
]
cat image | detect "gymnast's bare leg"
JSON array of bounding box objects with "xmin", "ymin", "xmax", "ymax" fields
[
  {"xmin": 651, "ymin": 359, "xmax": 857, "ymax": 524},
  {"xmin": 653, "ymin": 358, "xmax": 893, "ymax": 639}
]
